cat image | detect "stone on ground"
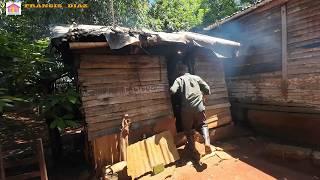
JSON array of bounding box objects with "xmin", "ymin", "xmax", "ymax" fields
[
  {"xmin": 216, "ymin": 151, "xmax": 233, "ymax": 160},
  {"xmin": 216, "ymin": 143, "xmax": 238, "ymax": 151},
  {"xmin": 141, "ymin": 165, "xmax": 176, "ymax": 180},
  {"xmin": 201, "ymin": 149, "xmax": 216, "ymax": 161}
]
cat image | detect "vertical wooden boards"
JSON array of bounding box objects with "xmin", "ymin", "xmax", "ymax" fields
[
  {"xmin": 92, "ymin": 133, "xmax": 120, "ymax": 171},
  {"xmin": 194, "ymin": 54, "xmax": 232, "ymax": 129},
  {"xmin": 126, "ymin": 131, "xmax": 179, "ymax": 179},
  {"xmin": 78, "ymin": 55, "xmax": 174, "ymax": 140},
  {"xmin": 91, "ymin": 116, "xmax": 177, "ymax": 174},
  {"xmin": 281, "ymin": 5, "xmax": 288, "ymax": 97}
]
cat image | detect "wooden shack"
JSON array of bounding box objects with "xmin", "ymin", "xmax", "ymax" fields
[
  {"xmin": 51, "ymin": 25, "xmax": 240, "ymax": 170},
  {"xmin": 204, "ymin": 0, "xmax": 320, "ymax": 146}
]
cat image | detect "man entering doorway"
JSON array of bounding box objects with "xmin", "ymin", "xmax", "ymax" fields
[{"xmin": 170, "ymin": 63, "xmax": 212, "ymax": 162}]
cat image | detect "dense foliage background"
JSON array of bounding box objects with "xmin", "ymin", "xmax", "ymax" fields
[{"xmin": 0, "ymin": 0, "xmax": 256, "ymax": 128}]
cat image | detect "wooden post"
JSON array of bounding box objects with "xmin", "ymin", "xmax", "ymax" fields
[
  {"xmin": 0, "ymin": 145, "xmax": 5, "ymax": 180},
  {"xmin": 120, "ymin": 114, "xmax": 131, "ymax": 161},
  {"xmin": 36, "ymin": 139, "xmax": 48, "ymax": 180},
  {"xmin": 281, "ymin": 5, "xmax": 288, "ymax": 98}
]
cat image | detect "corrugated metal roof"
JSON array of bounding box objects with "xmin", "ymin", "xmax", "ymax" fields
[
  {"xmin": 50, "ymin": 25, "xmax": 240, "ymax": 58},
  {"xmin": 126, "ymin": 131, "xmax": 179, "ymax": 178},
  {"xmin": 204, "ymin": 0, "xmax": 281, "ymax": 30}
]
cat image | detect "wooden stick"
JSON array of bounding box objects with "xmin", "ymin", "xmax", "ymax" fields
[
  {"xmin": 36, "ymin": 139, "xmax": 48, "ymax": 180},
  {"xmin": 281, "ymin": 4, "xmax": 288, "ymax": 98},
  {"xmin": 0, "ymin": 145, "xmax": 5, "ymax": 180},
  {"xmin": 69, "ymin": 42, "xmax": 108, "ymax": 49},
  {"xmin": 119, "ymin": 114, "xmax": 131, "ymax": 161}
]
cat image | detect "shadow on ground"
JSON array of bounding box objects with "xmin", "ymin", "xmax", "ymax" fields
[{"xmin": 216, "ymin": 135, "xmax": 320, "ymax": 180}]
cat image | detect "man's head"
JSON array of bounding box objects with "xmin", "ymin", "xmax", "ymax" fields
[{"xmin": 176, "ymin": 62, "xmax": 188, "ymax": 76}]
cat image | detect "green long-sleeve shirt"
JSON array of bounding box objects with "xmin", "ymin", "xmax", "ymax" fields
[{"xmin": 170, "ymin": 73, "xmax": 211, "ymax": 112}]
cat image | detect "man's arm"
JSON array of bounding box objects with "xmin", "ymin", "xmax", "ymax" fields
[
  {"xmin": 170, "ymin": 78, "xmax": 181, "ymax": 94},
  {"xmin": 198, "ymin": 77, "xmax": 211, "ymax": 95}
]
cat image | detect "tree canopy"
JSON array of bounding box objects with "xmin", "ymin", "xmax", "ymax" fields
[
  {"xmin": 148, "ymin": 0, "xmax": 205, "ymax": 32},
  {"xmin": 201, "ymin": 0, "xmax": 240, "ymax": 26},
  {"xmin": 0, "ymin": 0, "xmax": 254, "ymax": 127}
]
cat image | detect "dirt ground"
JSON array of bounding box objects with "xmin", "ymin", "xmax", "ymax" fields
[
  {"xmin": 0, "ymin": 112, "xmax": 48, "ymax": 163},
  {"xmin": 0, "ymin": 112, "xmax": 48, "ymax": 148},
  {"xmin": 168, "ymin": 136, "xmax": 320, "ymax": 180},
  {"xmin": 0, "ymin": 112, "xmax": 88, "ymax": 179},
  {"xmin": 1, "ymin": 112, "xmax": 319, "ymax": 180}
]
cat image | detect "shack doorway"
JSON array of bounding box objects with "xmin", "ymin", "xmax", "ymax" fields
[
  {"xmin": 166, "ymin": 47, "xmax": 198, "ymax": 133},
  {"xmin": 166, "ymin": 51, "xmax": 184, "ymax": 133},
  {"xmin": 167, "ymin": 47, "xmax": 232, "ymax": 133}
]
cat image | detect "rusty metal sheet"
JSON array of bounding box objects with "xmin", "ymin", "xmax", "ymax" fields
[
  {"xmin": 51, "ymin": 25, "xmax": 240, "ymax": 58},
  {"xmin": 127, "ymin": 131, "xmax": 179, "ymax": 179}
]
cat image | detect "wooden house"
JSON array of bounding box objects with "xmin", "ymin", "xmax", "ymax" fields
[
  {"xmin": 204, "ymin": 0, "xmax": 320, "ymax": 146},
  {"xmin": 50, "ymin": 25, "xmax": 240, "ymax": 170}
]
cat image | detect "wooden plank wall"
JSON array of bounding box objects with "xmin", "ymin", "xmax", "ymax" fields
[
  {"xmin": 208, "ymin": 0, "xmax": 320, "ymax": 145},
  {"xmin": 210, "ymin": 0, "xmax": 320, "ymax": 111},
  {"xmin": 194, "ymin": 54, "xmax": 232, "ymax": 129},
  {"xmin": 212, "ymin": 5, "xmax": 285, "ymax": 106},
  {"xmin": 286, "ymin": 0, "xmax": 320, "ymax": 109},
  {"xmin": 92, "ymin": 133, "xmax": 120, "ymax": 170},
  {"xmin": 91, "ymin": 115, "xmax": 176, "ymax": 174},
  {"xmin": 78, "ymin": 55, "xmax": 174, "ymax": 140},
  {"xmin": 222, "ymin": 5, "xmax": 282, "ymax": 77}
]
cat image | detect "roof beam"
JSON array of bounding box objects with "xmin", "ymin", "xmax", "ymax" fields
[{"xmin": 69, "ymin": 42, "xmax": 108, "ymax": 50}]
